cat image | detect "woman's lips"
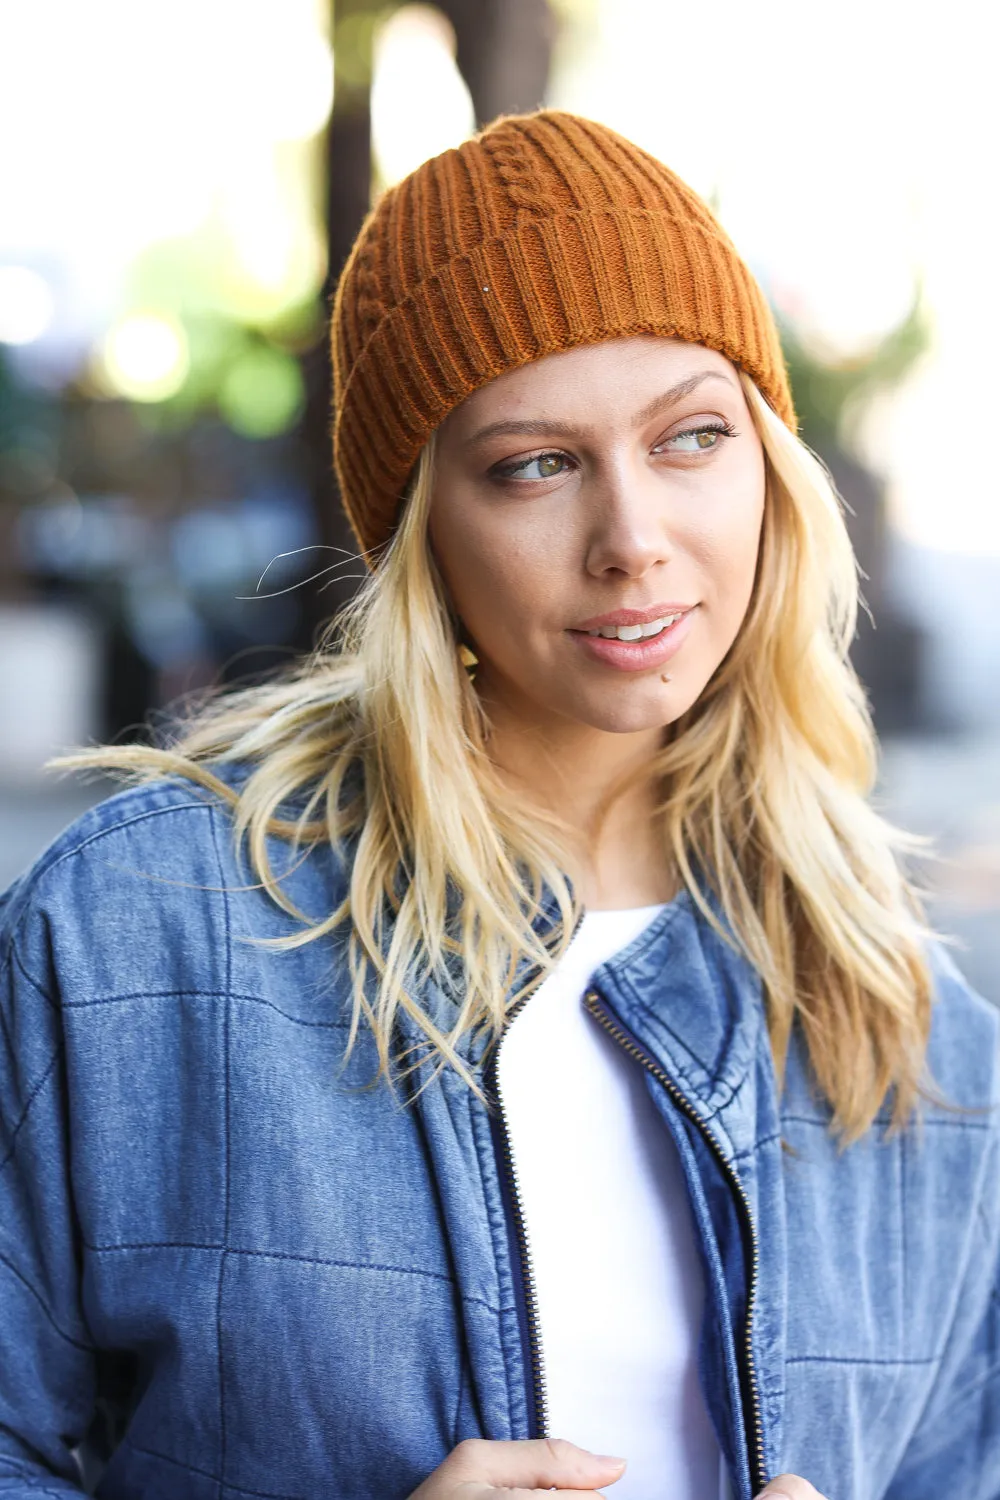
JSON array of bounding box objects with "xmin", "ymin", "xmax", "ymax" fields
[{"xmin": 568, "ymin": 606, "xmax": 696, "ymax": 671}]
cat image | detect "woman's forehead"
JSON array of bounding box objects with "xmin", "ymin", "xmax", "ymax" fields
[{"xmin": 440, "ymin": 337, "xmax": 742, "ymax": 440}]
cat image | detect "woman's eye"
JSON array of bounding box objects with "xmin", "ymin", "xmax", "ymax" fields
[
  {"xmin": 659, "ymin": 422, "xmax": 735, "ymax": 454},
  {"xmin": 497, "ymin": 451, "xmax": 570, "ymax": 480}
]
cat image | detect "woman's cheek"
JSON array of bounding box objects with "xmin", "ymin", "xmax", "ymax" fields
[
  {"xmin": 689, "ymin": 488, "xmax": 764, "ymax": 588},
  {"xmin": 463, "ymin": 528, "xmax": 563, "ymax": 628}
]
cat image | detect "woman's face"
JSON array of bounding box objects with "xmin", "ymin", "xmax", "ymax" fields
[{"xmin": 429, "ymin": 335, "xmax": 766, "ymax": 736}]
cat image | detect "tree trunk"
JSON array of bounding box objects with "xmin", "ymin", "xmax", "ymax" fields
[
  {"xmin": 440, "ymin": 0, "xmax": 556, "ymax": 127},
  {"xmin": 299, "ymin": 0, "xmax": 378, "ymax": 643}
]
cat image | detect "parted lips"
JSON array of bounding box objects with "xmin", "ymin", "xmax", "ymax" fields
[{"xmin": 332, "ymin": 108, "xmax": 797, "ymax": 563}]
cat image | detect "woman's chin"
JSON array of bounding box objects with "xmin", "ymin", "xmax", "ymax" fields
[{"xmin": 546, "ymin": 679, "xmax": 696, "ymax": 736}]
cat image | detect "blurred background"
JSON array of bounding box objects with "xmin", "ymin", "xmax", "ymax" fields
[{"xmin": 1, "ymin": 0, "xmax": 998, "ymax": 998}]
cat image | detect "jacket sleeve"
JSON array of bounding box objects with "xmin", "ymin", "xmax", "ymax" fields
[
  {"xmin": 883, "ymin": 1121, "xmax": 1000, "ymax": 1500},
  {"xmin": 0, "ymin": 877, "xmax": 94, "ymax": 1495}
]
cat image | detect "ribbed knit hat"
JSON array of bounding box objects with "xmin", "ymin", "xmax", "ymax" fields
[{"xmin": 333, "ymin": 109, "xmax": 796, "ymax": 561}]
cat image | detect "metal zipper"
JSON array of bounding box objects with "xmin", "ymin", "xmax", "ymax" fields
[
  {"xmin": 582, "ymin": 985, "xmax": 767, "ymax": 1498},
  {"xmin": 485, "ymin": 1039, "xmax": 550, "ymax": 1438},
  {"xmin": 482, "ymin": 909, "xmax": 586, "ymax": 1440}
]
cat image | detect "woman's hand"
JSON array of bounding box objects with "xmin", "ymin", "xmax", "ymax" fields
[
  {"xmin": 407, "ymin": 1437, "xmax": 626, "ymax": 1496},
  {"xmin": 407, "ymin": 1440, "xmax": 829, "ymax": 1500},
  {"xmin": 756, "ymin": 1477, "xmax": 829, "ymax": 1500}
]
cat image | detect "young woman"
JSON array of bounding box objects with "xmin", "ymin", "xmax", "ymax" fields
[{"xmin": 1, "ymin": 111, "xmax": 997, "ymax": 1500}]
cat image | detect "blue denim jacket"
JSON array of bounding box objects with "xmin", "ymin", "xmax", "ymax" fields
[{"xmin": 1, "ymin": 776, "xmax": 999, "ymax": 1500}]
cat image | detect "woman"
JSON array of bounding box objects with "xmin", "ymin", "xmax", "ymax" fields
[{"xmin": 1, "ymin": 110, "xmax": 997, "ymax": 1500}]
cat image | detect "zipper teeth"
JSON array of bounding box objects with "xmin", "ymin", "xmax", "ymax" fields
[
  {"xmin": 490, "ymin": 1050, "xmax": 550, "ymax": 1437},
  {"xmin": 486, "ymin": 910, "xmax": 587, "ymax": 1440},
  {"xmin": 583, "ymin": 988, "xmax": 766, "ymax": 1497}
]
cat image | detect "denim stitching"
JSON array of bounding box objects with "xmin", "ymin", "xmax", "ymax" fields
[
  {"xmin": 0, "ymin": 1044, "xmax": 64, "ymax": 1175},
  {"xmin": 9, "ymin": 795, "xmax": 213, "ymax": 925},
  {"xmin": 899, "ymin": 1129, "xmax": 908, "ymax": 1354},
  {"xmin": 83, "ymin": 1238, "xmax": 225, "ymax": 1252},
  {"xmin": 83, "ymin": 1240, "xmax": 468, "ymax": 1283},
  {"xmin": 468, "ymin": 1091, "xmax": 518, "ymax": 1436},
  {"xmin": 61, "ymin": 988, "xmax": 224, "ymax": 1010},
  {"xmin": 229, "ymin": 993, "xmax": 352, "ymax": 1029},
  {"xmin": 210, "ymin": 803, "xmax": 233, "ymax": 1500},
  {"xmin": 0, "ymin": 1247, "xmax": 94, "ymax": 1352},
  {"xmin": 731, "ymin": 1130, "xmax": 782, "ymax": 1164},
  {"xmin": 452, "ymin": 1357, "xmax": 466, "ymax": 1448},
  {"xmin": 9, "ymin": 942, "xmax": 60, "ymax": 1013},
  {"xmin": 780, "ymin": 1111, "xmax": 991, "ymax": 1132},
  {"xmin": 785, "ymin": 1352, "xmax": 942, "ymax": 1367},
  {"xmin": 215, "ymin": 1251, "xmax": 228, "ymax": 1500},
  {"xmin": 60, "ymin": 989, "xmax": 352, "ymax": 1027},
  {"xmin": 83, "ymin": 1239, "xmax": 505, "ymax": 1313}
]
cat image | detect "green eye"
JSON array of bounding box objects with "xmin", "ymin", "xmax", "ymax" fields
[
  {"xmin": 671, "ymin": 429, "xmax": 718, "ymax": 451},
  {"xmin": 663, "ymin": 422, "xmax": 736, "ymax": 453},
  {"xmin": 496, "ymin": 452, "xmax": 570, "ymax": 480}
]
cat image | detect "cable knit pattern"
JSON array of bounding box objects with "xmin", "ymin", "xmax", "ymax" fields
[
  {"xmin": 481, "ymin": 129, "xmax": 551, "ymax": 218},
  {"xmin": 332, "ymin": 109, "xmax": 797, "ymax": 562}
]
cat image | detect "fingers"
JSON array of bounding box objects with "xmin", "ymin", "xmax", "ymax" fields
[
  {"xmin": 448, "ymin": 1436, "xmax": 626, "ymax": 1492},
  {"xmin": 458, "ymin": 1492, "xmax": 616, "ymax": 1499},
  {"xmin": 756, "ymin": 1475, "xmax": 828, "ymax": 1500},
  {"xmin": 455, "ymin": 1491, "xmax": 616, "ymax": 1499}
]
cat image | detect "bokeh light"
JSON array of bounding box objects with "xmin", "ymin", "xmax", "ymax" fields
[
  {"xmin": 100, "ymin": 312, "xmax": 190, "ymax": 402},
  {"xmin": 218, "ymin": 345, "xmax": 305, "ymax": 438},
  {"xmin": 0, "ymin": 0, "xmax": 331, "ymax": 374},
  {"xmin": 371, "ymin": 5, "xmax": 475, "ymax": 188},
  {"xmin": 0, "ymin": 266, "xmax": 55, "ymax": 345}
]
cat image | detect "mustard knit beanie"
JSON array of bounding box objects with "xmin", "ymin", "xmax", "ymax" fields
[{"xmin": 332, "ymin": 109, "xmax": 797, "ymax": 561}]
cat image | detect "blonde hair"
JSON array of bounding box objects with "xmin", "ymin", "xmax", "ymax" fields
[{"xmin": 60, "ymin": 371, "xmax": 944, "ymax": 1145}]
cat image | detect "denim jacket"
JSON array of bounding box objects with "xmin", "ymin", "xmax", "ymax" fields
[{"xmin": 1, "ymin": 775, "xmax": 999, "ymax": 1500}]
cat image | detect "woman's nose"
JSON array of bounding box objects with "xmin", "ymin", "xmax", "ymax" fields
[{"xmin": 583, "ymin": 464, "xmax": 674, "ymax": 579}]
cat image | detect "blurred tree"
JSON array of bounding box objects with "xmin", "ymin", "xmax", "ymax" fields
[
  {"xmin": 439, "ymin": 0, "xmax": 556, "ymax": 126},
  {"xmin": 299, "ymin": 0, "xmax": 384, "ymax": 642},
  {"xmin": 779, "ymin": 288, "xmax": 934, "ymax": 733}
]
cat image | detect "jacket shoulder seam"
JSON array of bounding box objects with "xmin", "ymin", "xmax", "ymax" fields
[
  {"xmin": 2, "ymin": 792, "xmax": 221, "ymax": 967},
  {"xmin": 37, "ymin": 792, "xmax": 217, "ymax": 872},
  {"xmin": 7, "ymin": 936, "xmax": 59, "ymax": 1013}
]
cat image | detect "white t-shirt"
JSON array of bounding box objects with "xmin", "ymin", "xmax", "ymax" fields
[{"xmin": 496, "ymin": 907, "xmax": 727, "ymax": 1500}]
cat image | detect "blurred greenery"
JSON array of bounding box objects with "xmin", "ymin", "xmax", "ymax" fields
[
  {"xmin": 334, "ymin": 3, "xmax": 395, "ymax": 95},
  {"xmin": 219, "ymin": 346, "xmax": 306, "ymax": 438},
  {"xmin": 779, "ymin": 281, "xmax": 932, "ymax": 457}
]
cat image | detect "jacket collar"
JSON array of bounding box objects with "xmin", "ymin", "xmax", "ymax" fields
[
  {"xmin": 399, "ymin": 872, "xmax": 768, "ymax": 1140},
  {"xmin": 591, "ymin": 885, "xmax": 767, "ymax": 1132}
]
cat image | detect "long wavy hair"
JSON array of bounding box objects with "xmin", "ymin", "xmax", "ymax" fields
[{"xmin": 60, "ymin": 371, "xmax": 944, "ymax": 1145}]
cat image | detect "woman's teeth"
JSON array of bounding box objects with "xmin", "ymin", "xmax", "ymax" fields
[{"xmin": 586, "ymin": 612, "xmax": 685, "ymax": 641}]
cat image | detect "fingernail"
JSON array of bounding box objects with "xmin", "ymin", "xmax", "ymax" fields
[{"xmin": 595, "ymin": 1454, "xmax": 627, "ymax": 1468}]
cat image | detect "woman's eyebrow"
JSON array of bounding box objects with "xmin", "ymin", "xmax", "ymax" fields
[
  {"xmin": 632, "ymin": 370, "xmax": 736, "ymax": 426},
  {"xmin": 463, "ymin": 369, "xmax": 736, "ymax": 447}
]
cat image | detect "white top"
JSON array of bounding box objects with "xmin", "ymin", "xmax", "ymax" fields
[{"xmin": 496, "ymin": 906, "xmax": 728, "ymax": 1500}]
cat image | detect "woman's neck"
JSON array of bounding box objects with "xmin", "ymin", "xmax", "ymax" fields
[{"xmin": 481, "ymin": 691, "xmax": 677, "ymax": 910}]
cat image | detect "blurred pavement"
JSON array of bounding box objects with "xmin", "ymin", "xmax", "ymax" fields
[{"xmin": 876, "ymin": 732, "xmax": 1000, "ymax": 1005}]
